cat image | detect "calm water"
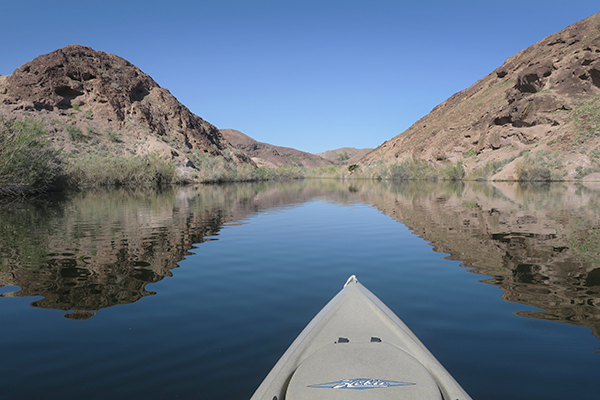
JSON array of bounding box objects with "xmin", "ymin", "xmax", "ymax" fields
[{"xmin": 1, "ymin": 180, "xmax": 599, "ymax": 399}]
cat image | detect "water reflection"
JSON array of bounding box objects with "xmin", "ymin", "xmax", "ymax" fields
[
  {"xmin": 0, "ymin": 182, "xmax": 360, "ymax": 318},
  {"xmin": 353, "ymin": 180, "xmax": 600, "ymax": 339},
  {"xmin": 1, "ymin": 180, "xmax": 599, "ymax": 339},
  {"xmin": 0, "ymin": 187, "xmax": 229, "ymax": 318}
]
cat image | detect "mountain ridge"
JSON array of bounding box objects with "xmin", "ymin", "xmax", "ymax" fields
[
  {"xmin": 220, "ymin": 128, "xmax": 333, "ymax": 168},
  {"xmin": 359, "ymin": 12, "xmax": 600, "ymax": 180},
  {"xmin": 317, "ymin": 147, "xmax": 373, "ymax": 165},
  {"xmin": 0, "ymin": 44, "xmax": 253, "ymax": 173}
]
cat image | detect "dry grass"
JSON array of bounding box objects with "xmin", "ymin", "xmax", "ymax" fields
[{"xmin": 65, "ymin": 153, "xmax": 183, "ymax": 188}]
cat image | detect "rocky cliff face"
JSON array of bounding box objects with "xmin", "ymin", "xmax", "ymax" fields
[
  {"xmin": 220, "ymin": 128, "xmax": 333, "ymax": 168},
  {"xmin": 0, "ymin": 45, "xmax": 253, "ymax": 167},
  {"xmin": 360, "ymin": 13, "xmax": 600, "ymax": 180}
]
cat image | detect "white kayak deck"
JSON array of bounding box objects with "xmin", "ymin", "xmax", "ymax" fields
[{"xmin": 250, "ymin": 275, "xmax": 472, "ymax": 400}]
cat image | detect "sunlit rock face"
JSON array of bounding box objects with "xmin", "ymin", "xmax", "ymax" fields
[
  {"xmin": 1, "ymin": 44, "xmax": 253, "ymax": 165},
  {"xmin": 360, "ymin": 13, "xmax": 600, "ymax": 180}
]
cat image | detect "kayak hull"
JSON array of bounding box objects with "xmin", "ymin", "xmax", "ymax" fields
[{"xmin": 250, "ymin": 275, "xmax": 472, "ymax": 400}]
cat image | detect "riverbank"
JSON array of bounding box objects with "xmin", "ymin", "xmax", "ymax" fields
[{"xmin": 3, "ymin": 116, "xmax": 600, "ymax": 199}]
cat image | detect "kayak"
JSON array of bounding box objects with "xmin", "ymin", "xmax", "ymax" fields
[{"xmin": 250, "ymin": 275, "xmax": 472, "ymax": 400}]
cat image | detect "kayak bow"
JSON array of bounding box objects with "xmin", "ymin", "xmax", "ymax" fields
[{"xmin": 250, "ymin": 275, "xmax": 472, "ymax": 400}]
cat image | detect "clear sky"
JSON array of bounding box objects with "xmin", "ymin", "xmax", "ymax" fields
[{"xmin": 1, "ymin": 1, "xmax": 598, "ymax": 153}]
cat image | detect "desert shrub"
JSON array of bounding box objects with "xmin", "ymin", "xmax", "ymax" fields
[
  {"xmin": 64, "ymin": 124, "xmax": 86, "ymax": 142},
  {"xmin": 0, "ymin": 117, "xmax": 63, "ymax": 194},
  {"xmin": 87, "ymin": 126, "xmax": 100, "ymax": 136},
  {"xmin": 440, "ymin": 161, "xmax": 465, "ymax": 181},
  {"xmin": 262, "ymin": 165, "xmax": 305, "ymax": 180},
  {"xmin": 386, "ymin": 163, "xmax": 412, "ymax": 180},
  {"xmin": 514, "ymin": 150, "xmax": 566, "ymax": 181},
  {"xmin": 304, "ymin": 165, "xmax": 346, "ymax": 179},
  {"xmin": 106, "ymin": 130, "xmax": 120, "ymax": 142},
  {"xmin": 575, "ymin": 149, "xmax": 600, "ymax": 178},
  {"xmin": 337, "ymin": 151, "xmax": 350, "ymax": 161},
  {"xmin": 345, "ymin": 161, "xmax": 386, "ymax": 179},
  {"xmin": 466, "ymin": 156, "xmax": 515, "ymax": 180},
  {"xmin": 377, "ymin": 159, "xmax": 437, "ymax": 181},
  {"xmin": 575, "ymin": 165, "xmax": 600, "ymax": 179},
  {"xmin": 190, "ymin": 153, "xmax": 362, "ymax": 181},
  {"xmin": 65, "ymin": 153, "xmax": 180, "ymax": 187},
  {"xmin": 186, "ymin": 150, "xmax": 308, "ymax": 182},
  {"xmin": 188, "ymin": 150, "xmax": 238, "ymax": 182}
]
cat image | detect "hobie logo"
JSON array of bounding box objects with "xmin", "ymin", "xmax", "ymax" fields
[{"xmin": 309, "ymin": 378, "xmax": 415, "ymax": 389}]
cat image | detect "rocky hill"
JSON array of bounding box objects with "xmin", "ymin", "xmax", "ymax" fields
[
  {"xmin": 360, "ymin": 12, "xmax": 600, "ymax": 180},
  {"xmin": 317, "ymin": 147, "xmax": 373, "ymax": 165},
  {"xmin": 0, "ymin": 45, "xmax": 253, "ymax": 173},
  {"xmin": 220, "ymin": 128, "xmax": 333, "ymax": 168}
]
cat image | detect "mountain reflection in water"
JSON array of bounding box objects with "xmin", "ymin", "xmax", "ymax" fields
[
  {"xmin": 369, "ymin": 180, "xmax": 600, "ymax": 339},
  {"xmin": 0, "ymin": 180, "xmax": 599, "ymax": 339},
  {"xmin": 0, "ymin": 187, "xmax": 230, "ymax": 319}
]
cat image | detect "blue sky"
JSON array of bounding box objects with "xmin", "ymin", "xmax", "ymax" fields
[{"xmin": 1, "ymin": 1, "xmax": 598, "ymax": 153}]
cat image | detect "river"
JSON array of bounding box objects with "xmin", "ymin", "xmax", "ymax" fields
[{"xmin": 1, "ymin": 179, "xmax": 599, "ymax": 399}]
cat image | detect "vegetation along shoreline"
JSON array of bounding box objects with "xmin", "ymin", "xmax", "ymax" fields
[{"xmin": 1, "ymin": 116, "xmax": 599, "ymax": 199}]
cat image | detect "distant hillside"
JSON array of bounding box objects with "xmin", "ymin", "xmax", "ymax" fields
[
  {"xmin": 0, "ymin": 45, "xmax": 253, "ymax": 175},
  {"xmin": 220, "ymin": 129, "xmax": 333, "ymax": 168},
  {"xmin": 317, "ymin": 147, "xmax": 373, "ymax": 165},
  {"xmin": 360, "ymin": 12, "xmax": 600, "ymax": 180}
]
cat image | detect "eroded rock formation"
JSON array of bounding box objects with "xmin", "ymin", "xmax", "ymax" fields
[
  {"xmin": 360, "ymin": 13, "xmax": 600, "ymax": 179},
  {"xmin": 0, "ymin": 45, "xmax": 253, "ymax": 166}
]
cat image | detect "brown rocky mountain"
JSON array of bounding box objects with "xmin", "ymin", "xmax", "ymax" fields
[
  {"xmin": 360, "ymin": 12, "xmax": 600, "ymax": 180},
  {"xmin": 0, "ymin": 45, "xmax": 253, "ymax": 169},
  {"xmin": 317, "ymin": 147, "xmax": 373, "ymax": 165},
  {"xmin": 220, "ymin": 128, "xmax": 333, "ymax": 168}
]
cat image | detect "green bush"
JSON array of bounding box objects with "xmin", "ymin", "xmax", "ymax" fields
[{"xmin": 0, "ymin": 117, "xmax": 63, "ymax": 194}]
